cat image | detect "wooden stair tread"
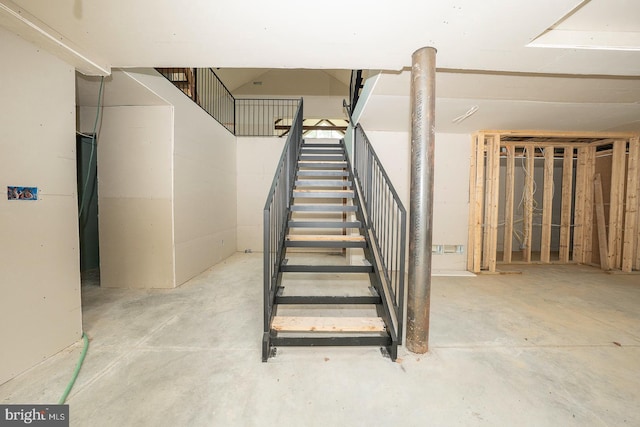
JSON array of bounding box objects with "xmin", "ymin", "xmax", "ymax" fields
[
  {"xmin": 272, "ymin": 316, "xmax": 385, "ymax": 332},
  {"xmin": 286, "ymin": 235, "xmax": 365, "ymax": 242}
]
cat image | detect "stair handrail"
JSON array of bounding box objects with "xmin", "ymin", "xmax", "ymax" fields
[
  {"xmin": 343, "ymin": 99, "xmax": 407, "ymax": 343},
  {"xmin": 262, "ymin": 98, "xmax": 304, "ymax": 354}
]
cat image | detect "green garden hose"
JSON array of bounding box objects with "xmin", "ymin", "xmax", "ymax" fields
[{"xmin": 58, "ymin": 332, "xmax": 89, "ymax": 404}]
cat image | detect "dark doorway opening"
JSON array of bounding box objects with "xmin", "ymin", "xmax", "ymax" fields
[{"xmin": 76, "ymin": 134, "xmax": 100, "ymax": 277}]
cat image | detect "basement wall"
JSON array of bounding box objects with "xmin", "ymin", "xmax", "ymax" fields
[
  {"xmin": 0, "ymin": 28, "xmax": 82, "ymax": 384},
  {"xmin": 235, "ymin": 130, "xmax": 470, "ymax": 272},
  {"xmin": 364, "ymin": 131, "xmax": 471, "ymax": 271},
  {"xmin": 171, "ymin": 87, "xmax": 237, "ymax": 285},
  {"xmin": 236, "ymin": 137, "xmax": 287, "ymax": 252},
  {"xmin": 90, "ymin": 105, "xmax": 175, "ymax": 288},
  {"xmin": 81, "ymin": 69, "xmax": 238, "ymax": 287},
  {"xmin": 232, "ymin": 69, "xmax": 348, "ymax": 119},
  {"xmin": 77, "ymin": 69, "xmax": 237, "ymax": 287}
]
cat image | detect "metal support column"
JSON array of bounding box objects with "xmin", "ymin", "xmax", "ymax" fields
[{"xmin": 407, "ymin": 46, "xmax": 436, "ymax": 354}]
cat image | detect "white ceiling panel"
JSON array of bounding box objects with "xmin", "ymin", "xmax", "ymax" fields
[{"xmin": 4, "ymin": 0, "xmax": 639, "ymax": 75}]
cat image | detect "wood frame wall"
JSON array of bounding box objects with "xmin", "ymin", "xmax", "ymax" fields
[{"xmin": 468, "ymin": 130, "xmax": 640, "ymax": 273}]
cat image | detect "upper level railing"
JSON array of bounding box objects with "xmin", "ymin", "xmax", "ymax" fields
[
  {"xmin": 157, "ymin": 68, "xmax": 299, "ymax": 137},
  {"xmin": 262, "ymin": 99, "xmax": 304, "ymax": 357},
  {"xmin": 348, "ymin": 70, "xmax": 364, "ymax": 113},
  {"xmin": 344, "ymin": 100, "xmax": 407, "ymax": 343},
  {"xmin": 236, "ymin": 98, "xmax": 300, "ymax": 137}
]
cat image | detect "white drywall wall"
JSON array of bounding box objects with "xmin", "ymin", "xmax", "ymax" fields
[
  {"xmin": 172, "ymin": 93, "xmax": 237, "ymax": 285},
  {"xmin": 79, "ymin": 69, "xmax": 238, "ymax": 287},
  {"xmin": 0, "ymin": 27, "xmax": 81, "ymax": 384},
  {"xmin": 94, "ymin": 106, "xmax": 176, "ymax": 288},
  {"xmin": 236, "ymin": 137, "xmax": 287, "ymax": 252},
  {"xmin": 122, "ymin": 69, "xmax": 238, "ymax": 285},
  {"xmin": 363, "ymin": 131, "xmax": 471, "ymax": 271}
]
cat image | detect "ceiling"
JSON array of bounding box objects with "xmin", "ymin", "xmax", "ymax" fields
[
  {"xmin": 4, "ymin": 0, "xmax": 638, "ymax": 133},
  {"xmin": 1, "ymin": 0, "xmax": 639, "ymax": 76},
  {"xmin": 530, "ymin": 0, "xmax": 640, "ymax": 51},
  {"xmin": 213, "ymin": 69, "xmax": 351, "ymax": 93},
  {"xmin": 358, "ymin": 70, "xmax": 640, "ymax": 133}
]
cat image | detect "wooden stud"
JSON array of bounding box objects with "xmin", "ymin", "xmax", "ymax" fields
[
  {"xmin": 540, "ymin": 147, "xmax": 554, "ymax": 263},
  {"xmin": 473, "ymin": 134, "xmax": 486, "ymax": 273},
  {"xmin": 594, "ymin": 174, "xmax": 610, "ymax": 270},
  {"xmin": 503, "ymin": 144, "xmax": 515, "ymax": 263},
  {"xmin": 583, "ymin": 146, "xmax": 596, "ymax": 264},
  {"xmin": 488, "ymin": 135, "xmax": 501, "ymax": 272},
  {"xmin": 636, "ymin": 171, "xmax": 640, "ymax": 270},
  {"xmin": 523, "ymin": 146, "xmax": 535, "ymax": 263},
  {"xmin": 482, "ymin": 135, "xmax": 493, "ymax": 270},
  {"xmin": 622, "ymin": 137, "xmax": 639, "ymax": 272},
  {"xmin": 467, "ymin": 135, "xmax": 478, "ymax": 271},
  {"xmin": 608, "ymin": 140, "xmax": 626, "ymax": 270},
  {"xmin": 573, "ymin": 147, "xmax": 587, "ymax": 262},
  {"xmin": 559, "ymin": 147, "xmax": 574, "ymax": 262}
]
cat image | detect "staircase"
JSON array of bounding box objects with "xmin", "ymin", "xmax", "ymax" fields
[
  {"xmin": 156, "ymin": 68, "xmax": 196, "ymax": 101},
  {"xmin": 263, "ymin": 100, "xmax": 406, "ymax": 361}
]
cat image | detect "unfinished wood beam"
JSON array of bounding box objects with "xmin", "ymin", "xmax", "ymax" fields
[
  {"xmin": 482, "ymin": 129, "xmax": 638, "ymax": 139},
  {"xmin": 608, "ymin": 140, "xmax": 626, "ymax": 270},
  {"xmin": 487, "ymin": 135, "xmax": 501, "ymax": 272},
  {"xmin": 540, "ymin": 147, "xmax": 554, "ymax": 263},
  {"xmin": 594, "ymin": 174, "xmax": 610, "ymax": 270},
  {"xmin": 622, "ymin": 137, "xmax": 639, "ymax": 272},
  {"xmin": 636, "ymin": 176, "xmax": 640, "ymax": 271},
  {"xmin": 472, "ymin": 134, "xmax": 485, "ymax": 273},
  {"xmin": 503, "ymin": 144, "xmax": 515, "ymax": 263},
  {"xmin": 573, "ymin": 147, "xmax": 587, "ymax": 262},
  {"xmin": 467, "ymin": 135, "xmax": 478, "ymax": 271},
  {"xmin": 482, "ymin": 135, "xmax": 493, "ymax": 270},
  {"xmin": 523, "ymin": 146, "xmax": 535, "ymax": 263},
  {"xmin": 559, "ymin": 147, "xmax": 574, "ymax": 262},
  {"xmin": 583, "ymin": 146, "xmax": 596, "ymax": 264}
]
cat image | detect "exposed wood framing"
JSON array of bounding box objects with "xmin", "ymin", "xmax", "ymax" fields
[
  {"xmin": 608, "ymin": 140, "xmax": 626, "ymax": 270},
  {"xmin": 484, "ymin": 129, "xmax": 637, "ymax": 139},
  {"xmin": 583, "ymin": 146, "xmax": 596, "ymax": 264},
  {"xmin": 523, "ymin": 146, "xmax": 535, "ymax": 262},
  {"xmin": 575, "ymin": 147, "xmax": 596, "ymax": 264},
  {"xmin": 540, "ymin": 147, "xmax": 554, "ymax": 263},
  {"xmin": 622, "ymin": 137, "xmax": 639, "ymax": 272},
  {"xmin": 467, "ymin": 135, "xmax": 478, "ymax": 271},
  {"xmin": 472, "ymin": 134, "xmax": 485, "ymax": 272},
  {"xmin": 573, "ymin": 147, "xmax": 588, "ymax": 262},
  {"xmin": 559, "ymin": 147, "xmax": 574, "ymax": 262},
  {"xmin": 636, "ymin": 174, "xmax": 640, "ymax": 270},
  {"xmin": 487, "ymin": 135, "xmax": 501, "ymax": 272},
  {"xmin": 594, "ymin": 174, "xmax": 610, "ymax": 270},
  {"xmin": 503, "ymin": 144, "xmax": 515, "ymax": 263},
  {"xmin": 482, "ymin": 134, "xmax": 492, "ymax": 270},
  {"xmin": 467, "ymin": 130, "xmax": 639, "ymax": 273}
]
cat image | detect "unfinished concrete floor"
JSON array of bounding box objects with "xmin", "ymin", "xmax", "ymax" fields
[{"xmin": 1, "ymin": 253, "xmax": 639, "ymax": 426}]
